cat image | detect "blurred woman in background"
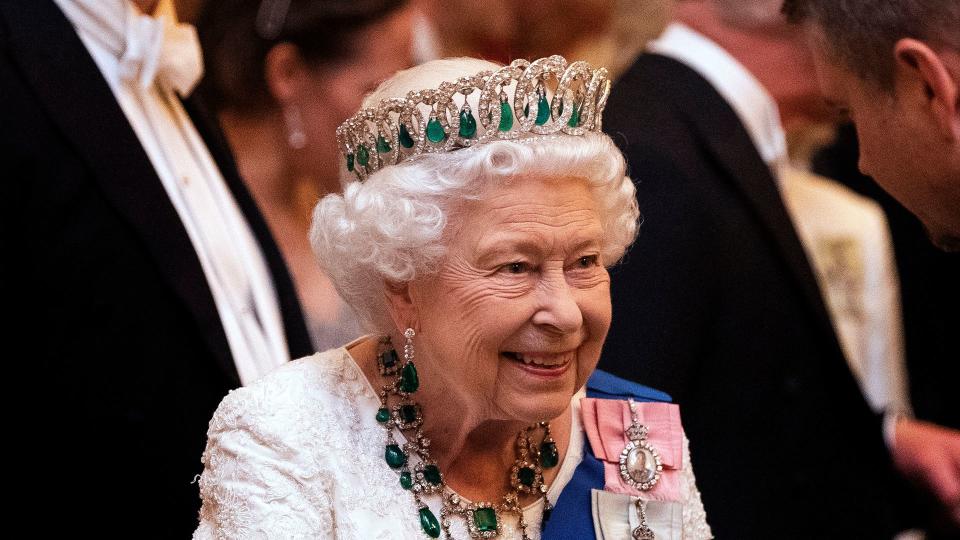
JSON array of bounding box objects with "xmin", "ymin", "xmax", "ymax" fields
[{"xmin": 198, "ymin": 0, "xmax": 414, "ymax": 350}]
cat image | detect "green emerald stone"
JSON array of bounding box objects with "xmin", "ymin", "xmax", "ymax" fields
[
  {"xmin": 375, "ymin": 407, "xmax": 390, "ymax": 423},
  {"xmin": 458, "ymin": 108, "xmax": 477, "ymax": 138},
  {"xmin": 426, "ymin": 117, "xmax": 446, "ymax": 143},
  {"xmin": 380, "ymin": 349, "xmax": 399, "ymax": 369},
  {"xmin": 524, "ymin": 102, "xmax": 530, "ymax": 118},
  {"xmin": 498, "ymin": 101, "xmax": 513, "ymax": 131},
  {"xmin": 540, "ymin": 441, "xmax": 559, "ymax": 468},
  {"xmin": 517, "ymin": 466, "xmax": 536, "ymax": 487},
  {"xmin": 399, "ymin": 362, "xmax": 419, "ymax": 393},
  {"xmin": 398, "ymin": 123, "xmax": 415, "ymax": 148},
  {"xmin": 423, "ymin": 464, "xmax": 442, "ymax": 485},
  {"xmin": 356, "ymin": 144, "xmax": 370, "ymax": 166},
  {"xmin": 568, "ymin": 103, "xmax": 581, "ymax": 127},
  {"xmin": 419, "ymin": 507, "xmax": 441, "ymax": 538},
  {"xmin": 400, "ymin": 404, "xmax": 418, "ymax": 423},
  {"xmin": 376, "ymin": 135, "xmax": 391, "ymax": 153},
  {"xmin": 535, "ymin": 94, "xmax": 550, "ymax": 126},
  {"xmin": 385, "ymin": 444, "xmax": 407, "ymax": 469},
  {"xmin": 400, "ymin": 471, "xmax": 413, "ymax": 490},
  {"xmin": 473, "ymin": 507, "xmax": 498, "ymax": 533},
  {"xmin": 346, "ymin": 153, "xmax": 354, "ymax": 172}
]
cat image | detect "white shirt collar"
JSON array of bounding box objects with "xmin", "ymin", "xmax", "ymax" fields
[{"xmin": 647, "ymin": 23, "xmax": 789, "ymax": 177}]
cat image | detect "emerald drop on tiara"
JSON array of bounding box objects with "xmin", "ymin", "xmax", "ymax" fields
[
  {"xmin": 399, "ymin": 123, "xmax": 415, "ymax": 148},
  {"xmin": 426, "ymin": 117, "xmax": 446, "ymax": 144},
  {"xmin": 498, "ymin": 101, "xmax": 513, "ymax": 132},
  {"xmin": 459, "ymin": 105, "xmax": 477, "ymax": 138},
  {"xmin": 356, "ymin": 144, "xmax": 369, "ymax": 167},
  {"xmin": 376, "ymin": 135, "xmax": 391, "ymax": 153}
]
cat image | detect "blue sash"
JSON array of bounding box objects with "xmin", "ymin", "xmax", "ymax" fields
[{"xmin": 541, "ymin": 370, "xmax": 671, "ymax": 539}]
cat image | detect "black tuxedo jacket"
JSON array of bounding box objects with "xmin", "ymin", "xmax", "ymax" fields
[
  {"xmin": 600, "ymin": 54, "xmax": 902, "ymax": 538},
  {"xmin": 0, "ymin": 1, "xmax": 312, "ymax": 536}
]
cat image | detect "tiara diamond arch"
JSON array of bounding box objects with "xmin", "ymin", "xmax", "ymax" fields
[{"xmin": 337, "ymin": 55, "xmax": 612, "ymax": 182}]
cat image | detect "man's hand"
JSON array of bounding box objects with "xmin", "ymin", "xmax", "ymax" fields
[{"xmin": 894, "ymin": 418, "xmax": 960, "ymax": 525}]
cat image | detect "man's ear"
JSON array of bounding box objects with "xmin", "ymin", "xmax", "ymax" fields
[
  {"xmin": 383, "ymin": 279, "xmax": 419, "ymax": 334},
  {"xmin": 894, "ymin": 38, "xmax": 960, "ymax": 141}
]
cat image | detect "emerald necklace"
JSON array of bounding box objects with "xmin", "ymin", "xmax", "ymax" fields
[{"xmin": 375, "ymin": 329, "xmax": 560, "ymax": 539}]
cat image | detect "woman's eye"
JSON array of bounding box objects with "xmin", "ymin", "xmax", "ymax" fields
[
  {"xmin": 501, "ymin": 262, "xmax": 529, "ymax": 274},
  {"xmin": 576, "ymin": 255, "xmax": 600, "ymax": 268}
]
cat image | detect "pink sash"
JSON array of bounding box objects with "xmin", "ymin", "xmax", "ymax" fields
[{"xmin": 580, "ymin": 397, "xmax": 684, "ymax": 501}]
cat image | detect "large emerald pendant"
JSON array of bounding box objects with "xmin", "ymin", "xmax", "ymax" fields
[
  {"xmin": 540, "ymin": 441, "xmax": 559, "ymax": 468},
  {"xmin": 426, "ymin": 117, "xmax": 446, "ymax": 143},
  {"xmin": 419, "ymin": 507, "xmax": 441, "ymax": 538},
  {"xmin": 385, "ymin": 444, "xmax": 407, "ymax": 468},
  {"xmin": 422, "ymin": 464, "xmax": 442, "ymax": 485},
  {"xmin": 399, "ymin": 362, "xmax": 420, "ymax": 393},
  {"xmin": 498, "ymin": 101, "xmax": 513, "ymax": 131},
  {"xmin": 473, "ymin": 507, "xmax": 498, "ymax": 533},
  {"xmin": 400, "ymin": 404, "xmax": 418, "ymax": 423},
  {"xmin": 517, "ymin": 466, "xmax": 536, "ymax": 487}
]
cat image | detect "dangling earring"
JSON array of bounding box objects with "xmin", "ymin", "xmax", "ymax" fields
[
  {"xmin": 398, "ymin": 328, "xmax": 419, "ymax": 393},
  {"xmin": 283, "ymin": 105, "xmax": 307, "ymax": 149}
]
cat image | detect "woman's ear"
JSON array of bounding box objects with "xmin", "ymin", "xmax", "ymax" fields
[
  {"xmin": 383, "ymin": 279, "xmax": 419, "ymax": 333},
  {"xmin": 894, "ymin": 38, "xmax": 960, "ymax": 142},
  {"xmin": 263, "ymin": 42, "xmax": 308, "ymax": 106}
]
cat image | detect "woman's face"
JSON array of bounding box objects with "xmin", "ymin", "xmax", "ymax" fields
[
  {"xmin": 294, "ymin": 7, "xmax": 414, "ymax": 190},
  {"xmin": 405, "ymin": 175, "xmax": 612, "ymax": 424}
]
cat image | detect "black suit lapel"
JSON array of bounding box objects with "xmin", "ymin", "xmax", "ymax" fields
[
  {"xmin": 643, "ymin": 54, "xmax": 842, "ymax": 351},
  {"xmin": 1, "ymin": 0, "xmax": 241, "ymax": 383},
  {"xmin": 182, "ymin": 96, "xmax": 313, "ymax": 359}
]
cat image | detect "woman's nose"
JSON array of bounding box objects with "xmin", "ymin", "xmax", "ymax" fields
[{"xmin": 531, "ymin": 272, "xmax": 583, "ymax": 334}]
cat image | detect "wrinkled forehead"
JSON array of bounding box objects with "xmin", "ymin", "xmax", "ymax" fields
[{"xmin": 447, "ymin": 175, "xmax": 603, "ymax": 250}]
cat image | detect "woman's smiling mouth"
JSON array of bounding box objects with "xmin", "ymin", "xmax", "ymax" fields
[{"xmin": 501, "ymin": 351, "xmax": 574, "ymax": 377}]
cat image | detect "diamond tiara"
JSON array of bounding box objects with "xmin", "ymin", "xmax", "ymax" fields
[{"xmin": 336, "ymin": 55, "xmax": 611, "ymax": 182}]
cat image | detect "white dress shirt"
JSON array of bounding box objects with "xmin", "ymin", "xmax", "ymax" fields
[
  {"xmin": 55, "ymin": 0, "xmax": 290, "ymax": 384},
  {"xmin": 647, "ymin": 23, "xmax": 911, "ymax": 424}
]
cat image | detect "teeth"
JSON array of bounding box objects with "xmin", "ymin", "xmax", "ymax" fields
[{"xmin": 509, "ymin": 352, "xmax": 567, "ymax": 367}]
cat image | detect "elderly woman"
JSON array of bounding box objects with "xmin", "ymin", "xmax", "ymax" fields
[{"xmin": 194, "ymin": 57, "xmax": 712, "ymax": 539}]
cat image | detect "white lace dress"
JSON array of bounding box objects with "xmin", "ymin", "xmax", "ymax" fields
[{"xmin": 193, "ymin": 347, "xmax": 712, "ymax": 539}]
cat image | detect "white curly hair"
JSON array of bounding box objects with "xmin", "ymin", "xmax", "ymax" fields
[{"xmin": 310, "ymin": 58, "xmax": 640, "ymax": 333}]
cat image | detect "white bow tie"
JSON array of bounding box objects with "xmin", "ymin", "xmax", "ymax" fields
[
  {"xmin": 118, "ymin": 11, "xmax": 203, "ymax": 95},
  {"xmin": 56, "ymin": 0, "xmax": 203, "ymax": 95}
]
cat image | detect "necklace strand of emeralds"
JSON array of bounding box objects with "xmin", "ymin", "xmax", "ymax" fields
[{"xmin": 374, "ymin": 330, "xmax": 560, "ymax": 539}]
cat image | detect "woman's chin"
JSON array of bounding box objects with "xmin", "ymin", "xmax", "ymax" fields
[
  {"xmin": 500, "ymin": 385, "xmax": 576, "ymax": 422},
  {"xmin": 496, "ymin": 352, "xmax": 580, "ymax": 417}
]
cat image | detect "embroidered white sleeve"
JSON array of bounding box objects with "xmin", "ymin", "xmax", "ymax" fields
[
  {"xmin": 681, "ymin": 435, "xmax": 713, "ymax": 539},
  {"xmin": 192, "ymin": 380, "xmax": 336, "ymax": 539}
]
